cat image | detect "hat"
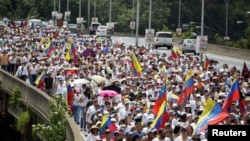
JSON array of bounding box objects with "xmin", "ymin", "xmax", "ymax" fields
[
  {"xmin": 185, "ymin": 104, "xmax": 191, "ymax": 108},
  {"xmin": 90, "ymin": 125, "xmax": 99, "ymax": 130},
  {"xmin": 96, "ymin": 121, "xmax": 102, "ymax": 126}
]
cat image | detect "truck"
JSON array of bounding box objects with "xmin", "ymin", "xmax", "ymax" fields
[{"xmin": 89, "ymin": 17, "xmax": 101, "ymax": 35}]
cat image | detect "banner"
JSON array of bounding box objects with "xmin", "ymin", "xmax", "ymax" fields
[
  {"xmin": 196, "ymin": 36, "xmax": 208, "ymax": 53},
  {"xmin": 145, "ymin": 29, "xmax": 155, "ymax": 43}
]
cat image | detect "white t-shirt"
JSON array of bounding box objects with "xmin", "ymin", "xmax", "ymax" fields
[
  {"xmin": 174, "ymin": 136, "xmax": 192, "ymax": 141},
  {"xmin": 86, "ymin": 105, "xmax": 97, "ymax": 123},
  {"xmin": 152, "ymin": 137, "xmax": 171, "ymax": 141},
  {"xmin": 86, "ymin": 133, "xmax": 97, "ymax": 141},
  {"xmin": 79, "ymin": 94, "xmax": 88, "ymax": 107}
]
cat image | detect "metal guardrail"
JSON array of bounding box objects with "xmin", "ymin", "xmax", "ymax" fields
[{"xmin": 0, "ymin": 70, "xmax": 82, "ymax": 141}]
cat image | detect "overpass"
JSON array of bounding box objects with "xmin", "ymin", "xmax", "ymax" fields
[{"xmin": 0, "ymin": 70, "xmax": 82, "ymax": 141}]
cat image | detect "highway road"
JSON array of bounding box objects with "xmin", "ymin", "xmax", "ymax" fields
[{"xmin": 111, "ymin": 36, "xmax": 250, "ymax": 70}]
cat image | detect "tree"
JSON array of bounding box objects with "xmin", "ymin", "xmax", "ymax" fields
[
  {"xmin": 9, "ymin": 87, "xmax": 22, "ymax": 108},
  {"xmin": 16, "ymin": 111, "xmax": 31, "ymax": 141},
  {"xmin": 32, "ymin": 95, "xmax": 68, "ymax": 141}
]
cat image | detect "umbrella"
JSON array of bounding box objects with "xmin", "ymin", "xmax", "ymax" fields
[
  {"xmin": 99, "ymin": 90, "xmax": 118, "ymax": 97},
  {"xmin": 0, "ymin": 21, "xmax": 5, "ymax": 27},
  {"xmin": 82, "ymin": 48, "xmax": 96, "ymax": 59},
  {"xmin": 91, "ymin": 75, "xmax": 106, "ymax": 83},
  {"xmin": 103, "ymin": 85, "xmax": 121, "ymax": 94},
  {"xmin": 73, "ymin": 79, "xmax": 90, "ymax": 85}
]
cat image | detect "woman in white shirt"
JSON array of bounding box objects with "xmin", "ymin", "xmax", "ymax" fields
[
  {"xmin": 29, "ymin": 62, "xmax": 38, "ymax": 86},
  {"xmin": 73, "ymin": 89, "xmax": 81, "ymax": 124},
  {"xmin": 79, "ymin": 92, "xmax": 88, "ymax": 131},
  {"xmin": 86, "ymin": 125, "xmax": 99, "ymax": 141},
  {"xmin": 15, "ymin": 61, "xmax": 28, "ymax": 81}
]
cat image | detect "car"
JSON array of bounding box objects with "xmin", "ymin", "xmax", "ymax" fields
[
  {"xmin": 179, "ymin": 39, "xmax": 197, "ymax": 55},
  {"xmin": 153, "ymin": 31, "xmax": 173, "ymax": 49},
  {"xmin": 96, "ymin": 26, "xmax": 110, "ymax": 37},
  {"xmin": 89, "ymin": 22, "xmax": 101, "ymax": 35}
]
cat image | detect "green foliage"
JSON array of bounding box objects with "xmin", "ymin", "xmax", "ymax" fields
[
  {"xmin": 32, "ymin": 95, "xmax": 67, "ymax": 141},
  {"xmin": 17, "ymin": 111, "xmax": 30, "ymax": 135},
  {"xmin": 180, "ymin": 28, "xmax": 195, "ymax": 39},
  {"xmin": 0, "ymin": 0, "xmax": 250, "ymax": 49},
  {"xmin": 9, "ymin": 87, "xmax": 22, "ymax": 106}
]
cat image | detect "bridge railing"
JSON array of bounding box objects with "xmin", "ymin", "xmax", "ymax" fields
[{"xmin": 0, "ymin": 69, "xmax": 82, "ymax": 141}]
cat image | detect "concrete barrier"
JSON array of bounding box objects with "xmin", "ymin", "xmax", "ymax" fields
[
  {"xmin": 208, "ymin": 43, "xmax": 250, "ymax": 60},
  {"xmin": 0, "ymin": 70, "xmax": 83, "ymax": 141},
  {"xmin": 173, "ymin": 38, "xmax": 250, "ymax": 60}
]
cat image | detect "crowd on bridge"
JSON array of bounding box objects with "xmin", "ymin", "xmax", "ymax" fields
[{"xmin": 0, "ymin": 19, "xmax": 250, "ymax": 141}]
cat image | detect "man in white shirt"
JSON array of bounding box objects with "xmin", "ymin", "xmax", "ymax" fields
[
  {"xmin": 86, "ymin": 98, "xmax": 98, "ymax": 129},
  {"xmin": 55, "ymin": 78, "xmax": 67, "ymax": 99},
  {"xmin": 15, "ymin": 61, "xmax": 28, "ymax": 81}
]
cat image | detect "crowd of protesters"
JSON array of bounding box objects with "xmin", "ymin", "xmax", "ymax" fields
[{"xmin": 0, "ymin": 18, "xmax": 250, "ymax": 141}]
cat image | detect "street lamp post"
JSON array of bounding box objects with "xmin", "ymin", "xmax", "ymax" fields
[
  {"xmin": 176, "ymin": 0, "xmax": 182, "ymax": 36},
  {"xmin": 149, "ymin": 0, "xmax": 152, "ymax": 30},
  {"xmin": 58, "ymin": 0, "xmax": 61, "ymax": 13},
  {"xmin": 201, "ymin": 0, "xmax": 204, "ymax": 37},
  {"xmin": 148, "ymin": 0, "xmax": 152, "ymax": 49},
  {"xmin": 54, "ymin": 0, "xmax": 56, "ymax": 11},
  {"xmin": 109, "ymin": 0, "xmax": 112, "ymax": 23},
  {"xmin": 94, "ymin": 0, "xmax": 96, "ymax": 17},
  {"xmin": 200, "ymin": 0, "xmax": 205, "ymax": 62},
  {"xmin": 131, "ymin": 0, "xmax": 135, "ymax": 35},
  {"xmin": 79, "ymin": 0, "xmax": 81, "ymax": 17},
  {"xmin": 65, "ymin": 0, "xmax": 71, "ymax": 21},
  {"xmin": 178, "ymin": 0, "xmax": 181, "ymax": 28},
  {"xmin": 67, "ymin": 0, "xmax": 69, "ymax": 11},
  {"xmin": 224, "ymin": 0, "xmax": 230, "ymax": 40},
  {"xmin": 135, "ymin": 0, "xmax": 140, "ymax": 47},
  {"xmin": 88, "ymin": 0, "xmax": 90, "ymax": 27}
]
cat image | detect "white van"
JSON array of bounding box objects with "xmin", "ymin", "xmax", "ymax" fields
[{"xmin": 153, "ymin": 31, "xmax": 173, "ymax": 49}]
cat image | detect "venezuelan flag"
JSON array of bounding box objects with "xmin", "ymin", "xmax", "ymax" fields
[
  {"xmin": 239, "ymin": 90, "xmax": 247, "ymax": 115},
  {"xmin": 131, "ymin": 50, "xmax": 142, "ymax": 77},
  {"xmin": 184, "ymin": 70, "xmax": 194, "ymax": 95},
  {"xmin": 167, "ymin": 93, "xmax": 179, "ymax": 102},
  {"xmin": 65, "ymin": 40, "xmax": 77, "ymax": 61},
  {"xmin": 152, "ymin": 79, "xmax": 168, "ymax": 115},
  {"xmin": 154, "ymin": 65, "xmax": 166, "ymax": 80},
  {"xmin": 43, "ymin": 40, "xmax": 54, "ymax": 56},
  {"xmin": 170, "ymin": 49, "xmax": 177, "ymax": 59},
  {"xmin": 222, "ymin": 79, "xmax": 241, "ymax": 111},
  {"xmin": 194, "ymin": 98, "xmax": 229, "ymax": 134},
  {"xmin": 200, "ymin": 73, "xmax": 206, "ymax": 79},
  {"xmin": 151, "ymin": 101, "xmax": 169, "ymax": 130},
  {"xmin": 35, "ymin": 71, "xmax": 46, "ymax": 86},
  {"xmin": 203, "ymin": 55, "xmax": 210, "ymax": 69},
  {"xmin": 100, "ymin": 115, "xmax": 117, "ymax": 137},
  {"xmin": 177, "ymin": 88, "xmax": 187, "ymax": 105},
  {"xmin": 66, "ymin": 81, "xmax": 74, "ymax": 112}
]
